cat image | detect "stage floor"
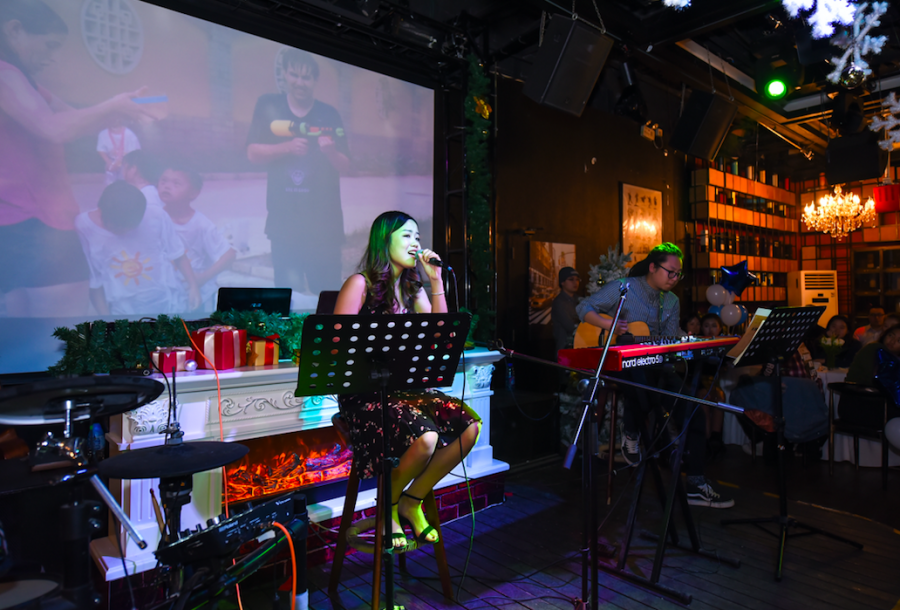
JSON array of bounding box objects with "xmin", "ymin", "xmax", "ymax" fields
[{"xmin": 307, "ymin": 449, "xmax": 900, "ymax": 610}]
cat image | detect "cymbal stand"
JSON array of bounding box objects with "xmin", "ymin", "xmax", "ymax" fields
[{"xmin": 34, "ymin": 399, "xmax": 147, "ymax": 607}]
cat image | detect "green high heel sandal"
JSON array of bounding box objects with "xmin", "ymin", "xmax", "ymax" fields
[
  {"xmin": 390, "ymin": 502, "xmax": 410, "ymax": 551},
  {"xmin": 398, "ymin": 491, "xmax": 439, "ymax": 546}
]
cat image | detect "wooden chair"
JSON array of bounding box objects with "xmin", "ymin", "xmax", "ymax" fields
[
  {"xmin": 328, "ymin": 415, "xmax": 453, "ymax": 608},
  {"xmin": 827, "ymin": 382, "xmax": 891, "ymax": 490}
]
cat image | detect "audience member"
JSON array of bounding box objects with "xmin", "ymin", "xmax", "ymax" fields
[
  {"xmin": 552, "ymin": 267, "xmax": 581, "ymax": 356},
  {"xmin": 811, "ymin": 315, "xmax": 862, "ymax": 369},
  {"xmin": 700, "ymin": 313, "xmax": 724, "ymax": 337},
  {"xmin": 844, "ymin": 324, "xmax": 900, "ymax": 427},
  {"xmin": 697, "ymin": 312, "xmax": 725, "ymax": 455},
  {"xmin": 682, "ymin": 313, "xmax": 701, "ymax": 336},
  {"xmin": 853, "ymin": 307, "xmax": 886, "ymax": 347}
]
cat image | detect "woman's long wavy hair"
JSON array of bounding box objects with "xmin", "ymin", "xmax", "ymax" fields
[
  {"xmin": 0, "ymin": 0, "xmax": 68, "ymax": 86},
  {"xmin": 360, "ymin": 211, "xmax": 422, "ymax": 313},
  {"xmin": 628, "ymin": 242, "xmax": 683, "ymax": 278}
]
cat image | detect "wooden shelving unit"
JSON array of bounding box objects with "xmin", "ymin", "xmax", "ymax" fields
[{"xmin": 688, "ymin": 167, "xmax": 799, "ymax": 304}]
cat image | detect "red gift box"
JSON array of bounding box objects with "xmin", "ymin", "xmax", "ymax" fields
[
  {"xmin": 151, "ymin": 346, "xmax": 196, "ymax": 373},
  {"xmin": 247, "ymin": 334, "xmax": 280, "ymax": 366},
  {"xmin": 191, "ymin": 326, "xmax": 247, "ymax": 370}
]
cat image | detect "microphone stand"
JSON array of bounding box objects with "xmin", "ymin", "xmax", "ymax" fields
[{"xmin": 565, "ymin": 282, "xmax": 627, "ymax": 610}]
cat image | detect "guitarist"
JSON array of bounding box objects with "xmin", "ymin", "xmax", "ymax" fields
[{"xmin": 575, "ymin": 243, "xmax": 734, "ymax": 509}]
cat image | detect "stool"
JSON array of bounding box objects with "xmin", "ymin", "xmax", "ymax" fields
[{"xmin": 328, "ymin": 416, "xmax": 453, "ymax": 608}]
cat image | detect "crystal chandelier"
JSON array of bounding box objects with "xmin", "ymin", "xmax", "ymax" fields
[{"xmin": 802, "ymin": 185, "xmax": 876, "ymax": 240}]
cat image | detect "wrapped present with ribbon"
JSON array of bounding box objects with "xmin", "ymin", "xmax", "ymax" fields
[
  {"xmin": 247, "ymin": 334, "xmax": 280, "ymax": 367},
  {"xmin": 191, "ymin": 326, "xmax": 247, "ymax": 370},
  {"xmin": 151, "ymin": 346, "xmax": 196, "ymax": 373}
]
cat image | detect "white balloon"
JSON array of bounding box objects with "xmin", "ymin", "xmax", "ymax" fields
[
  {"xmin": 886, "ymin": 418, "xmax": 900, "ymax": 451},
  {"xmin": 720, "ymin": 304, "xmax": 742, "ymax": 327},
  {"xmin": 724, "ymin": 291, "xmax": 736, "ymax": 305},
  {"xmin": 706, "ymin": 284, "xmax": 727, "ymax": 306}
]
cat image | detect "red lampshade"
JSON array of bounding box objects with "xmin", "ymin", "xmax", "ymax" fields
[{"xmin": 874, "ymin": 183, "xmax": 900, "ymax": 213}]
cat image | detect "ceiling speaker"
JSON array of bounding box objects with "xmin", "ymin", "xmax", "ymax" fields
[
  {"xmin": 522, "ymin": 17, "xmax": 613, "ymax": 117},
  {"xmin": 669, "ymin": 91, "xmax": 737, "ymax": 161}
]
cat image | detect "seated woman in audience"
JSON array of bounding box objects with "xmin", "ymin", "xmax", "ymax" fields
[
  {"xmin": 811, "ymin": 315, "xmax": 862, "ymax": 369},
  {"xmin": 333, "ymin": 211, "xmax": 480, "ymax": 550},
  {"xmin": 843, "ymin": 324, "xmax": 900, "ymax": 427}
]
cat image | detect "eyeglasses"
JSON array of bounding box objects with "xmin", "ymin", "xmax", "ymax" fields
[{"xmin": 657, "ymin": 264, "xmax": 683, "ymax": 280}]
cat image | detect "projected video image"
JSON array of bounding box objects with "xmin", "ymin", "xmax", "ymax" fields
[{"xmin": 0, "ymin": 0, "xmax": 434, "ymax": 374}]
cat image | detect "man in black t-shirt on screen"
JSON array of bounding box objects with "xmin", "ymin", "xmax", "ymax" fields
[{"xmin": 246, "ymin": 49, "xmax": 350, "ymax": 293}]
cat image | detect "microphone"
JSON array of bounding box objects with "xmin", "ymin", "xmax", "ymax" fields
[{"xmin": 415, "ymin": 250, "xmax": 448, "ymax": 268}]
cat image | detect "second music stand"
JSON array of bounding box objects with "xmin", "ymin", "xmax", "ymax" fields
[
  {"xmin": 721, "ymin": 305, "xmax": 863, "ymax": 580},
  {"xmin": 295, "ymin": 312, "xmax": 471, "ymax": 610}
]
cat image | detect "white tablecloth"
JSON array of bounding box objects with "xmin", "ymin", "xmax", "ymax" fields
[{"xmin": 720, "ymin": 366, "xmax": 900, "ymax": 468}]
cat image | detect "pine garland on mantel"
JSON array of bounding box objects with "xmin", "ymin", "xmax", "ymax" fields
[
  {"xmin": 464, "ymin": 54, "xmax": 495, "ymax": 341},
  {"xmin": 49, "ymin": 311, "xmax": 309, "ymax": 376}
]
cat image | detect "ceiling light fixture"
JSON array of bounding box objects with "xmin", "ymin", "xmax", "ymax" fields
[{"xmin": 802, "ymin": 184, "xmax": 875, "ymax": 240}]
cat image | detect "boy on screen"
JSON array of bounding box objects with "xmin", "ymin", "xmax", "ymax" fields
[
  {"xmin": 74, "ymin": 181, "xmax": 200, "ymax": 315},
  {"xmin": 158, "ymin": 164, "xmax": 236, "ymax": 311}
]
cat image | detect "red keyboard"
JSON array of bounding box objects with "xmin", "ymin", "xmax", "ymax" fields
[{"xmin": 558, "ymin": 336, "xmax": 740, "ymax": 372}]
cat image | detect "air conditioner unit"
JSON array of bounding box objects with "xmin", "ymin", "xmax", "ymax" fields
[{"xmin": 787, "ymin": 270, "xmax": 838, "ymax": 326}]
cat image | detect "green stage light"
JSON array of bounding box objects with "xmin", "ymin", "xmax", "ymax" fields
[{"xmin": 765, "ymin": 78, "xmax": 787, "ymax": 99}]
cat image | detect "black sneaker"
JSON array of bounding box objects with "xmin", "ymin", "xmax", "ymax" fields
[
  {"xmin": 621, "ymin": 433, "xmax": 641, "ymax": 465},
  {"xmin": 685, "ymin": 478, "xmax": 735, "ymax": 509}
]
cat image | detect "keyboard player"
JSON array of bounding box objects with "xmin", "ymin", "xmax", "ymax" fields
[{"xmin": 575, "ymin": 243, "xmax": 734, "ymax": 509}]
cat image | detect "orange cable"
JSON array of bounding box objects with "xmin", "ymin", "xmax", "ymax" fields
[
  {"xmin": 271, "ymin": 522, "xmax": 297, "ymax": 610},
  {"xmin": 181, "ymin": 320, "xmax": 242, "ymax": 609}
]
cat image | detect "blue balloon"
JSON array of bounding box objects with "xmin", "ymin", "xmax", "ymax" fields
[
  {"xmin": 738, "ymin": 305, "xmax": 748, "ymax": 325},
  {"xmin": 708, "ymin": 305, "xmax": 722, "ymax": 316},
  {"xmin": 719, "ymin": 260, "xmax": 758, "ymax": 297}
]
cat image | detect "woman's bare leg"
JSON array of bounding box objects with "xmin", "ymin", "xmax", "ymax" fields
[
  {"xmin": 399, "ymin": 422, "xmax": 480, "ymax": 541},
  {"xmin": 388, "ymin": 432, "xmax": 437, "ymax": 546}
]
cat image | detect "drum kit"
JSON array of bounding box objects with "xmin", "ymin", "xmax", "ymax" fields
[{"xmin": 0, "ymin": 376, "xmax": 252, "ymax": 609}]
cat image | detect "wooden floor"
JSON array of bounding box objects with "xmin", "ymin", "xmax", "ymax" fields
[{"xmin": 309, "ymin": 451, "xmax": 900, "ymax": 610}]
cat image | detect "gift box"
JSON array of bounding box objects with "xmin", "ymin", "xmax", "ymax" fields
[
  {"xmin": 247, "ymin": 334, "xmax": 280, "ymax": 367},
  {"xmin": 191, "ymin": 326, "xmax": 247, "ymax": 370},
  {"xmin": 151, "ymin": 346, "xmax": 196, "ymax": 373}
]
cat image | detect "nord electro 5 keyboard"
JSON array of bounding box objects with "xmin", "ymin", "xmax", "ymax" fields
[{"xmin": 558, "ymin": 336, "xmax": 740, "ymax": 372}]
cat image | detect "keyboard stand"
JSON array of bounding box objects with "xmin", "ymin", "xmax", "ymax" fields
[{"xmin": 598, "ymin": 358, "xmax": 741, "ymax": 604}]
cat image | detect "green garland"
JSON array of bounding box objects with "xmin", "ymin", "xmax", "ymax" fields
[
  {"xmin": 49, "ymin": 311, "xmax": 309, "ymax": 375},
  {"xmin": 464, "ymin": 54, "xmax": 495, "ymax": 341}
]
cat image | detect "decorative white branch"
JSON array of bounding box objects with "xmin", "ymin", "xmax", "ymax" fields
[
  {"xmin": 826, "ymin": 2, "xmax": 888, "ymax": 85},
  {"xmin": 870, "ymin": 92, "xmax": 900, "ymax": 150},
  {"xmin": 783, "ymin": 0, "xmax": 855, "ymax": 38}
]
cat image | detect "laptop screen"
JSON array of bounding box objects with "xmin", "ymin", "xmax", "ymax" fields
[{"xmin": 217, "ymin": 288, "xmax": 292, "ymax": 316}]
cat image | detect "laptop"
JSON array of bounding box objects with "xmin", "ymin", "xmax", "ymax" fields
[{"xmin": 216, "ymin": 287, "xmax": 292, "ymax": 316}]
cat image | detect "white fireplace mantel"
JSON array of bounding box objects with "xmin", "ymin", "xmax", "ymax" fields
[{"xmin": 91, "ymin": 348, "xmax": 508, "ymax": 580}]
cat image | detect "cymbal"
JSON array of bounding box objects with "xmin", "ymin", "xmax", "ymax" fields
[
  {"xmin": 99, "ymin": 441, "xmax": 249, "ymax": 479},
  {"xmin": 0, "ymin": 376, "xmax": 164, "ymax": 426}
]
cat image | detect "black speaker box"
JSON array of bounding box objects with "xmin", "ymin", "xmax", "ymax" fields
[
  {"xmin": 669, "ymin": 91, "xmax": 737, "ymax": 160},
  {"xmin": 522, "ymin": 16, "xmax": 613, "ymax": 117},
  {"xmin": 825, "ymin": 131, "xmax": 887, "ymax": 184}
]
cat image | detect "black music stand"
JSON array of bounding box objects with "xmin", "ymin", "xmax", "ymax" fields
[
  {"xmin": 295, "ymin": 313, "xmax": 471, "ymax": 610},
  {"xmin": 721, "ymin": 306, "xmax": 862, "ymax": 580}
]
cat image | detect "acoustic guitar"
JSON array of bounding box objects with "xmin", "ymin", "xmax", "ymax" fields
[{"xmin": 573, "ymin": 314, "xmax": 652, "ymax": 348}]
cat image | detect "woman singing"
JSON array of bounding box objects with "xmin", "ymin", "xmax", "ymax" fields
[{"xmin": 333, "ymin": 211, "xmax": 480, "ymax": 549}]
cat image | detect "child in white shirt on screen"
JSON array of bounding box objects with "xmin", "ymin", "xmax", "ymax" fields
[
  {"xmin": 75, "ymin": 181, "xmax": 200, "ymax": 315},
  {"xmin": 158, "ymin": 165, "xmax": 236, "ymax": 311}
]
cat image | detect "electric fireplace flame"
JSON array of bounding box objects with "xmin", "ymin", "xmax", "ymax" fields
[{"xmin": 225, "ymin": 427, "xmax": 353, "ymax": 503}]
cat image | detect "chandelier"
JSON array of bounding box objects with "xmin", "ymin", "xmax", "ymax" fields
[{"xmin": 802, "ymin": 185, "xmax": 876, "ymax": 240}]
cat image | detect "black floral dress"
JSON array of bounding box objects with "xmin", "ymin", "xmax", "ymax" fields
[{"xmin": 338, "ymin": 299, "xmax": 479, "ymax": 479}]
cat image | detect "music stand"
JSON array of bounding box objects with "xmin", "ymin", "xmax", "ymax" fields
[
  {"xmin": 295, "ymin": 312, "xmax": 471, "ymax": 610},
  {"xmin": 721, "ymin": 306, "xmax": 863, "ymax": 580}
]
